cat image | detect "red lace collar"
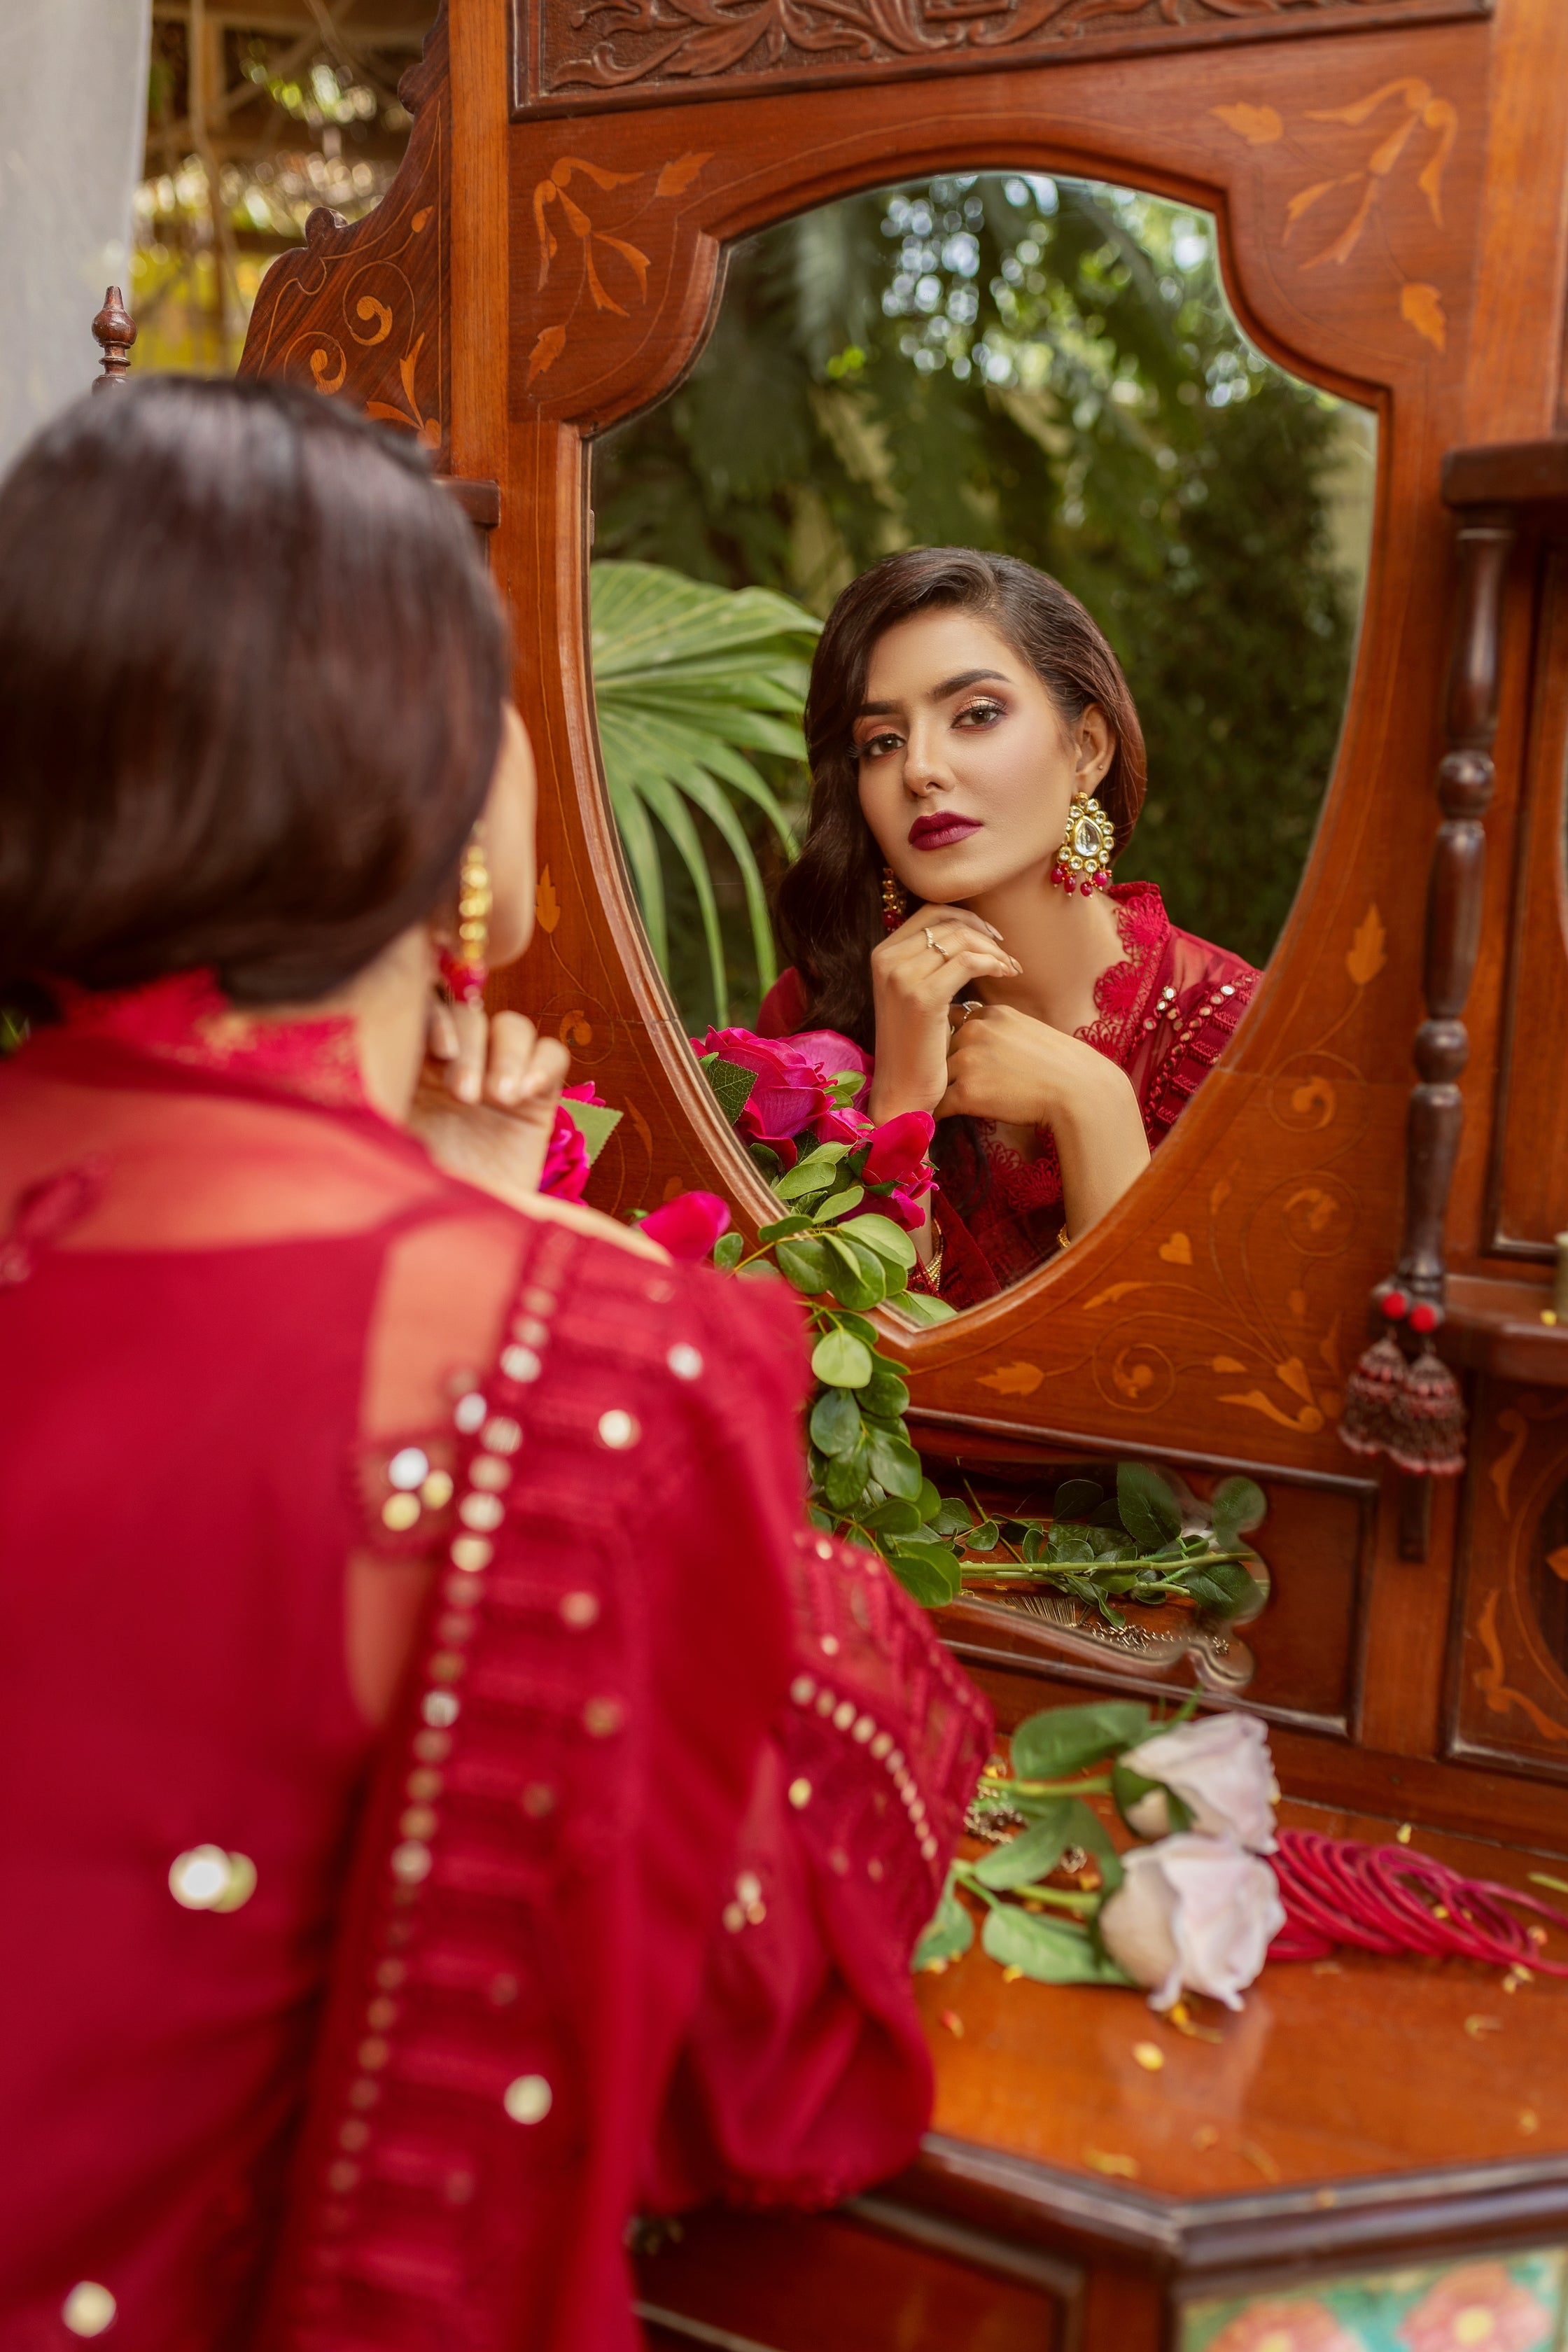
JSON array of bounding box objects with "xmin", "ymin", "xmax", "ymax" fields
[
  {"xmin": 1077, "ymin": 881, "xmax": 1170, "ymax": 1064},
  {"xmin": 50, "ymin": 968, "xmax": 370, "ymax": 1110}
]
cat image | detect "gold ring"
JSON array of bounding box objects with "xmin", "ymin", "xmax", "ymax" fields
[
  {"xmin": 925, "ymin": 927, "xmax": 950, "ymax": 960},
  {"xmin": 958, "ymin": 1000, "xmax": 981, "ymax": 1026}
]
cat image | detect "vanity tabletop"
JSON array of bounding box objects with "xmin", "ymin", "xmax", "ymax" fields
[{"xmin": 913, "ymin": 1800, "xmax": 1568, "ymax": 2205}]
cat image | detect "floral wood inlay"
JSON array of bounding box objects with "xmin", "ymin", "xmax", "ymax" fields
[
  {"xmin": 239, "ymin": 24, "xmax": 447, "ymax": 444},
  {"xmin": 513, "ymin": 0, "xmax": 1488, "ymax": 117},
  {"xmin": 525, "ymin": 150, "xmax": 711, "ymax": 385},
  {"xmin": 1214, "ymin": 76, "xmax": 1461, "ymax": 354}
]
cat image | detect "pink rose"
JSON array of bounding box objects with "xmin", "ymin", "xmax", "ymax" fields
[
  {"xmin": 538, "ymin": 1080, "xmax": 609, "ymax": 1203},
  {"xmin": 638, "ymin": 1190, "xmax": 732, "ymax": 1261},
  {"xmin": 860, "ymin": 1111, "xmax": 936, "ymax": 1187},
  {"xmin": 539, "ymin": 1107, "xmax": 590, "ymax": 1201},
  {"xmin": 692, "ymin": 1026, "xmax": 873, "ymax": 1165},
  {"xmin": 1206, "ymin": 2303, "xmax": 1361, "ymax": 2352}
]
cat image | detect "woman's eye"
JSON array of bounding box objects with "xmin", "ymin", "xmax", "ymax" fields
[
  {"xmin": 955, "ymin": 699, "xmax": 1006, "ymax": 729},
  {"xmin": 858, "ymin": 732, "xmax": 902, "ymax": 761}
]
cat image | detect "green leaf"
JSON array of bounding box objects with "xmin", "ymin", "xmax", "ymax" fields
[
  {"xmin": 822, "ymin": 1438, "xmax": 871, "ymax": 1512},
  {"xmin": 889, "ymin": 1541, "xmax": 962, "ymax": 1606},
  {"xmin": 1184, "ymin": 1558, "xmax": 1258, "ymax": 1614},
  {"xmin": 1009, "ymin": 1701, "xmax": 1152, "ymax": 1782},
  {"xmin": 890, "ymin": 1287, "xmax": 958, "ymax": 1326},
  {"xmin": 1116, "ymin": 1461, "xmax": 1184, "ymax": 1553},
  {"xmin": 809, "ymin": 1386, "xmax": 864, "ymax": 1457},
  {"xmin": 556, "ymin": 1096, "xmax": 623, "ymax": 1167},
  {"xmin": 913, "ymin": 1883, "xmax": 974, "ymax": 1970},
  {"xmin": 832, "ymin": 1312, "xmax": 883, "ymax": 1350},
  {"xmin": 811, "ymin": 1329, "xmax": 874, "ymax": 1388},
  {"xmin": 713, "ymin": 1230, "xmax": 743, "ymax": 1271},
  {"xmin": 758, "ymin": 1213, "xmax": 813, "ymax": 1243},
  {"xmin": 696, "ymin": 1054, "xmax": 758, "ymax": 1129},
  {"xmin": 865, "ymin": 1423, "xmax": 923, "ymax": 1501},
  {"xmin": 980, "ymin": 1905, "xmax": 1128, "ymax": 1986},
  {"xmin": 816, "ymin": 1184, "xmax": 866, "ymax": 1223},
  {"xmin": 932, "ymin": 1495, "xmax": 973, "ymax": 1537},
  {"xmin": 965, "ymin": 1520, "xmax": 1000, "ymax": 1553},
  {"xmin": 822, "ymin": 1233, "xmax": 886, "ymax": 1310},
  {"xmin": 863, "ymin": 1496, "xmax": 923, "ymax": 1536},
  {"xmin": 1061, "ymin": 1797, "xmax": 1125, "ymax": 1893},
  {"xmin": 841, "ymin": 1212, "xmax": 917, "ymax": 1270},
  {"xmin": 972, "ymin": 1802, "xmax": 1072, "ymax": 1889},
  {"xmin": 749, "ymin": 1142, "xmax": 784, "ymax": 1182},
  {"xmin": 1212, "ymin": 1475, "xmax": 1268, "ymax": 1541},
  {"xmin": 775, "ymin": 1236, "xmax": 832, "ymax": 1295},
  {"xmin": 863, "ymin": 1363, "xmax": 911, "ymax": 1420},
  {"xmin": 1053, "ymin": 1478, "xmax": 1104, "ymax": 1522},
  {"xmin": 1046, "ymin": 1528, "xmax": 1095, "ymax": 1565},
  {"xmin": 916, "ymin": 1478, "xmax": 944, "ymax": 1525}
]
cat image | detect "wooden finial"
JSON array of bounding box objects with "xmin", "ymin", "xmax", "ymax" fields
[{"xmin": 91, "ymin": 287, "xmax": 136, "ymax": 392}]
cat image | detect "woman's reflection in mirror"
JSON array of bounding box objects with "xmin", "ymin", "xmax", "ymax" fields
[{"xmin": 763, "ymin": 550, "xmax": 1258, "ymax": 1307}]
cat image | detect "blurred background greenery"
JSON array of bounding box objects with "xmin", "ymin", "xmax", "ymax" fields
[{"xmin": 592, "ymin": 172, "xmax": 1374, "ymax": 1031}]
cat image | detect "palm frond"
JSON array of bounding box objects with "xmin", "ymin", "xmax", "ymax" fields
[{"xmin": 590, "ymin": 559, "xmax": 819, "ymax": 1024}]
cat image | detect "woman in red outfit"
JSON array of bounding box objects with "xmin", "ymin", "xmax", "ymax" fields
[
  {"xmin": 764, "ymin": 550, "xmax": 1257, "ymax": 1308},
  {"xmin": 0, "ymin": 382, "xmax": 988, "ymax": 2351}
]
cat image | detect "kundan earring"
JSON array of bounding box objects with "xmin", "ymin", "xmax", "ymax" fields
[
  {"xmin": 1051, "ymin": 790, "xmax": 1115, "ymax": 897},
  {"xmin": 439, "ymin": 825, "xmax": 491, "ymax": 1006},
  {"xmin": 881, "ymin": 864, "xmax": 909, "ymax": 934}
]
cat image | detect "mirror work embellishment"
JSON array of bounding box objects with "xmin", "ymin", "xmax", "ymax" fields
[{"xmin": 514, "ymin": 0, "xmax": 1488, "ymax": 118}]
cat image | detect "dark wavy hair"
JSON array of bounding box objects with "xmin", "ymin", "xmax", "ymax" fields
[
  {"xmin": 0, "ymin": 375, "xmax": 507, "ymax": 1007},
  {"xmin": 774, "ymin": 547, "xmax": 1147, "ymax": 1051}
]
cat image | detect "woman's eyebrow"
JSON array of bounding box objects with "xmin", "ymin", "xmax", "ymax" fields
[{"xmin": 853, "ymin": 668, "xmax": 1010, "ymax": 722}]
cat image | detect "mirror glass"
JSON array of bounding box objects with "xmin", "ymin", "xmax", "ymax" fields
[{"xmin": 589, "ymin": 172, "xmax": 1375, "ymax": 1314}]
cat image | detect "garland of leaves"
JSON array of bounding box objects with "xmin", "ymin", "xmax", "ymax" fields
[{"xmin": 703, "ymin": 1114, "xmax": 1269, "ymax": 1623}]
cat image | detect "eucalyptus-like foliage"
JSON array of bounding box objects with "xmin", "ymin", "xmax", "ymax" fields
[{"xmin": 589, "ymin": 559, "xmax": 818, "ymax": 1026}]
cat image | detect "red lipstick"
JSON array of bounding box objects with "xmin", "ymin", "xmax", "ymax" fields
[{"xmin": 908, "ymin": 812, "xmax": 982, "ymax": 851}]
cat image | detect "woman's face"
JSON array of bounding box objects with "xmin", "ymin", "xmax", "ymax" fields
[
  {"xmin": 853, "ymin": 608, "xmax": 1112, "ymax": 906},
  {"xmin": 482, "ymin": 701, "xmax": 538, "ymax": 967}
]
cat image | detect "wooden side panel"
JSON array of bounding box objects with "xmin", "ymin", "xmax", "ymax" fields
[
  {"xmin": 237, "ymin": 17, "xmax": 449, "ymax": 462},
  {"xmin": 1446, "ymin": 1375, "xmax": 1568, "ymax": 1779},
  {"xmin": 1487, "ymin": 542, "xmax": 1568, "ymax": 1260},
  {"xmin": 634, "ymin": 2204, "xmax": 1077, "ymax": 2351}
]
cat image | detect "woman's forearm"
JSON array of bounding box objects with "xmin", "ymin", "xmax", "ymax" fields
[{"xmin": 1050, "ymin": 1061, "xmax": 1150, "ymax": 1239}]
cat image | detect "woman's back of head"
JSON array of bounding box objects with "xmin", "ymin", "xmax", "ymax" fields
[{"xmin": 0, "ymin": 376, "xmax": 507, "ymax": 1008}]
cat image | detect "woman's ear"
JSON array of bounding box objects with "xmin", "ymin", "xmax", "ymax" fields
[{"xmin": 1074, "ymin": 704, "xmax": 1114, "ymax": 794}]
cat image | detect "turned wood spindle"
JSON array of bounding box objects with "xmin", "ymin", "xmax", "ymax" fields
[
  {"xmin": 91, "ymin": 287, "xmax": 137, "ymax": 392},
  {"xmin": 1396, "ymin": 509, "xmax": 1516, "ymax": 1311}
]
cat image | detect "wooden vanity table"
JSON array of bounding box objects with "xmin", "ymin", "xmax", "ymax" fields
[{"xmin": 239, "ymin": 0, "xmax": 1568, "ymax": 2337}]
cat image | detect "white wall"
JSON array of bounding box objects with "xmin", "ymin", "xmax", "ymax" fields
[{"xmin": 0, "ymin": 0, "xmax": 153, "ymax": 471}]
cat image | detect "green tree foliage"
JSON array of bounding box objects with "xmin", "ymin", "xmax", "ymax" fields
[{"xmin": 594, "ymin": 173, "xmax": 1368, "ymax": 1000}]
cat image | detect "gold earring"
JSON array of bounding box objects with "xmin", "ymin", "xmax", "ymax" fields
[
  {"xmin": 439, "ymin": 826, "xmax": 491, "ymax": 1005},
  {"xmin": 881, "ymin": 864, "xmax": 909, "ymax": 934},
  {"xmin": 1051, "ymin": 792, "xmax": 1114, "ymax": 897}
]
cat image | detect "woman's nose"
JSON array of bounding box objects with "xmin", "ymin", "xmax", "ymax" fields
[{"xmin": 902, "ymin": 723, "xmax": 953, "ymax": 795}]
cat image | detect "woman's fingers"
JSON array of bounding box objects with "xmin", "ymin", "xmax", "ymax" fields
[
  {"xmin": 482, "ymin": 1010, "xmax": 540, "ymax": 1107},
  {"xmin": 427, "ymin": 995, "xmax": 461, "ymax": 1065},
  {"xmin": 442, "ymin": 1000, "xmax": 489, "ymax": 1103},
  {"xmin": 893, "ymin": 902, "xmax": 1006, "ymax": 948}
]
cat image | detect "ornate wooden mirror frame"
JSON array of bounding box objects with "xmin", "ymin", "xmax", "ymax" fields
[{"xmin": 241, "ymin": 0, "xmax": 1568, "ymax": 1845}]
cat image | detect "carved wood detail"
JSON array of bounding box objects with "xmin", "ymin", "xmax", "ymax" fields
[
  {"xmin": 237, "ymin": 13, "xmax": 450, "ymax": 464},
  {"xmin": 90, "ymin": 287, "xmax": 136, "ymax": 391},
  {"xmin": 1446, "ymin": 1377, "xmax": 1568, "ymax": 1782},
  {"xmin": 512, "ymin": 0, "xmax": 1489, "ymax": 119}
]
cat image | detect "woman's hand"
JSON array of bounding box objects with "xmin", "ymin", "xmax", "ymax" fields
[
  {"xmin": 409, "ymin": 995, "xmax": 572, "ymax": 1210},
  {"xmin": 867, "ymin": 905, "xmax": 1022, "ymax": 1124},
  {"xmin": 940, "ymin": 1001, "xmax": 1150, "ymax": 1238}
]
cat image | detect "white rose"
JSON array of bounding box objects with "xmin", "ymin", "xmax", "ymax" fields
[
  {"xmin": 1119, "ymin": 1710, "xmax": 1279, "ymax": 1853},
  {"xmin": 1098, "ymin": 1833, "xmax": 1284, "ymax": 2012}
]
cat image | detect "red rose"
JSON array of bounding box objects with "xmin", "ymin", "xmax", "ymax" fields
[{"xmin": 638, "ymin": 1190, "xmax": 732, "ymax": 1261}]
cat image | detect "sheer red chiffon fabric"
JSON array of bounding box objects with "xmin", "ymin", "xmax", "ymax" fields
[
  {"xmin": 759, "ymin": 883, "xmax": 1258, "ymax": 1306},
  {"xmin": 0, "ymin": 975, "xmax": 990, "ymax": 2352}
]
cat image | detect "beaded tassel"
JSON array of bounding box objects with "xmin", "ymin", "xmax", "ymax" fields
[{"xmin": 881, "ymin": 865, "xmax": 909, "ymax": 934}]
